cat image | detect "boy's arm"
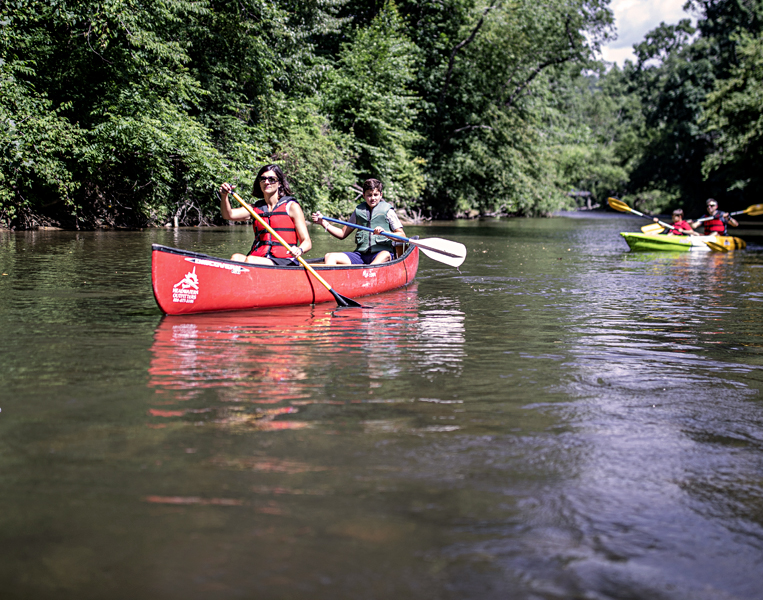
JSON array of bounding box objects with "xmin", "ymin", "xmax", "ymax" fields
[
  {"xmin": 373, "ymin": 209, "xmax": 405, "ymax": 236},
  {"xmin": 312, "ymin": 211, "xmax": 354, "ymax": 239},
  {"xmin": 388, "ymin": 208, "xmax": 404, "ymax": 235}
]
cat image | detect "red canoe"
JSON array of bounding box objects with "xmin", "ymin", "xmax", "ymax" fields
[{"xmin": 151, "ymin": 244, "xmax": 419, "ymax": 315}]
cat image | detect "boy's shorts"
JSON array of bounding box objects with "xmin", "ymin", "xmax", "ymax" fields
[{"xmin": 344, "ymin": 251, "xmax": 389, "ymax": 265}]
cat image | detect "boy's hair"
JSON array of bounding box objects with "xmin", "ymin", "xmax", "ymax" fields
[
  {"xmin": 672, "ymin": 209, "xmax": 684, "ymax": 217},
  {"xmin": 362, "ymin": 178, "xmax": 383, "ymax": 193}
]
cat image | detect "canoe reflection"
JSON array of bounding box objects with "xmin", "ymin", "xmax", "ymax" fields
[{"xmin": 147, "ymin": 284, "xmax": 466, "ymax": 430}]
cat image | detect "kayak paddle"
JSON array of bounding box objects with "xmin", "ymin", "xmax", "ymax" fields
[
  {"xmin": 321, "ymin": 216, "xmax": 467, "ymax": 268},
  {"xmin": 694, "ymin": 203, "xmax": 763, "ymax": 223},
  {"xmin": 608, "ymin": 198, "xmax": 680, "ymax": 233},
  {"xmin": 641, "ymin": 223, "xmax": 666, "ymax": 234},
  {"xmin": 703, "ymin": 239, "xmax": 729, "ymax": 252},
  {"xmin": 231, "ymin": 192, "xmax": 364, "ymax": 308}
]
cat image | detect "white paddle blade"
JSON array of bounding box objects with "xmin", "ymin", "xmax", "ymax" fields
[
  {"xmin": 412, "ymin": 238, "xmax": 467, "ymax": 268},
  {"xmin": 641, "ymin": 224, "xmax": 665, "ymax": 234}
]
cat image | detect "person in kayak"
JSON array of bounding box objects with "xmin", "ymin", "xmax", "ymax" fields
[
  {"xmin": 219, "ymin": 164, "xmax": 311, "ymax": 265},
  {"xmin": 310, "ymin": 178, "xmax": 405, "ymax": 265},
  {"xmin": 653, "ymin": 209, "xmax": 700, "ymax": 236},
  {"xmin": 690, "ymin": 198, "xmax": 738, "ymax": 236}
]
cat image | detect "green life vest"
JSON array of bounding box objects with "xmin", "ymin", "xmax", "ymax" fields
[{"xmin": 354, "ymin": 200, "xmax": 395, "ymax": 254}]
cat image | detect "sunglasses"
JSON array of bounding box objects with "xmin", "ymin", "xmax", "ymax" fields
[{"xmin": 259, "ymin": 176, "xmax": 278, "ymax": 184}]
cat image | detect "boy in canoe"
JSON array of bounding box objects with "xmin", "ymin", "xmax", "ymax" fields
[
  {"xmin": 653, "ymin": 209, "xmax": 700, "ymax": 236},
  {"xmin": 311, "ymin": 179, "xmax": 405, "ymax": 265}
]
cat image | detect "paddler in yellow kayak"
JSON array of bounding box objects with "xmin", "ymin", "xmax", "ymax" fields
[
  {"xmin": 652, "ymin": 209, "xmax": 700, "ymax": 236},
  {"xmin": 690, "ymin": 198, "xmax": 738, "ymax": 236}
]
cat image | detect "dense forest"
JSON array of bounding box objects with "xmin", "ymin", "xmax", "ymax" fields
[{"xmin": 1, "ymin": 0, "xmax": 762, "ymax": 229}]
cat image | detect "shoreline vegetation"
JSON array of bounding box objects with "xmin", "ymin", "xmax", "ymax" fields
[{"xmin": 2, "ymin": 1, "xmax": 762, "ymax": 231}]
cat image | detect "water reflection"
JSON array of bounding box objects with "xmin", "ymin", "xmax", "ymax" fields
[{"xmin": 147, "ymin": 285, "xmax": 467, "ymax": 431}]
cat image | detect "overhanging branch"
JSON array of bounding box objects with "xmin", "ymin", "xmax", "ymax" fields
[{"xmin": 438, "ymin": 1, "xmax": 500, "ymax": 107}]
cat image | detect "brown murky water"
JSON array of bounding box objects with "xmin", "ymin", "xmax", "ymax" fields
[{"xmin": 2, "ymin": 215, "xmax": 763, "ymax": 599}]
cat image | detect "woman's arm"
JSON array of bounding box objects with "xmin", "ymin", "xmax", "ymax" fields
[{"xmin": 220, "ymin": 183, "xmax": 253, "ymax": 221}]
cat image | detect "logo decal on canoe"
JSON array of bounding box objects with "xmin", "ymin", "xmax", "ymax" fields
[
  {"xmin": 361, "ymin": 269, "xmax": 377, "ymax": 288},
  {"xmin": 172, "ymin": 267, "xmax": 199, "ymax": 304},
  {"xmin": 185, "ymin": 257, "xmax": 249, "ymax": 274}
]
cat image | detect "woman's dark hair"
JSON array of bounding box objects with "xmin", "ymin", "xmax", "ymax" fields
[{"xmin": 253, "ymin": 164, "xmax": 292, "ymax": 199}]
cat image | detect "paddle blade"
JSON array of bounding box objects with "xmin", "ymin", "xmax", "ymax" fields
[
  {"xmin": 330, "ymin": 288, "xmax": 364, "ymax": 308},
  {"xmin": 607, "ymin": 197, "xmax": 631, "ymax": 212},
  {"xmin": 743, "ymin": 203, "xmax": 763, "ymax": 216},
  {"xmin": 412, "ymin": 238, "xmax": 467, "ymax": 268},
  {"xmin": 704, "ymin": 239, "xmax": 729, "ymax": 252},
  {"xmin": 641, "ymin": 223, "xmax": 665, "ymax": 234}
]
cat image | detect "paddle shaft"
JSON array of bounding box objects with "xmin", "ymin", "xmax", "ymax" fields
[
  {"xmin": 231, "ymin": 192, "xmax": 361, "ymax": 307},
  {"xmin": 321, "ymin": 216, "xmax": 461, "ymax": 259},
  {"xmin": 608, "ymin": 198, "xmax": 677, "ymax": 231},
  {"xmin": 695, "ymin": 209, "xmax": 746, "ymax": 224}
]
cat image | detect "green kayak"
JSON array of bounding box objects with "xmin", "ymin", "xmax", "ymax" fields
[{"xmin": 620, "ymin": 232, "xmax": 746, "ymax": 252}]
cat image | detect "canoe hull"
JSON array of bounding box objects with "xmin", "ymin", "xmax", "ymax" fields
[
  {"xmin": 151, "ymin": 244, "xmax": 419, "ymax": 315},
  {"xmin": 620, "ymin": 233, "xmax": 746, "ymax": 252}
]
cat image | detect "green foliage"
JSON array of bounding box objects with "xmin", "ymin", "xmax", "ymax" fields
[
  {"xmin": 323, "ymin": 1, "xmax": 424, "ymax": 207},
  {"xmin": 1, "ymin": 0, "xmax": 625, "ymax": 228},
  {"xmin": 545, "ymin": 69, "xmax": 634, "ymax": 208},
  {"xmin": 409, "ymin": 0, "xmax": 614, "ymax": 215},
  {"xmin": 260, "ymin": 94, "xmax": 356, "ymax": 215},
  {"xmin": 702, "ymin": 33, "xmax": 763, "ymax": 196},
  {"xmin": 0, "ymin": 3, "xmax": 85, "ymax": 228},
  {"xmin": 609, "ymin": 1, "xmax": 763, "ymax": 214}
]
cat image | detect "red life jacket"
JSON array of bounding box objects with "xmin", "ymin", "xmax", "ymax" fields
[
  {"xmin": 249, "ymin": 196, "xmax": 299, "ymax": 259},
  {"xmin": 702, "ymin": 213, "xmax": 726, "ymax": 235},
  {"xmin": 669, "ymin": 220, "xmax": 693, "ymax": 236}
]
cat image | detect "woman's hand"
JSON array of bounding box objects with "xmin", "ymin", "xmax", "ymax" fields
[
  {"xmin": 289, "ymin": 246, "xmax": 304, "ymax": 258},
  {"xmin": 311, "ymin": 211, "xmax": 324, "ymax": 226},
  {"xmin": 373, "ymin": 226, "xmax": 384, "ymax": 234},
  {"xmin": 220, "ymin": 182, "xmax": 234, "ymax": 197}
]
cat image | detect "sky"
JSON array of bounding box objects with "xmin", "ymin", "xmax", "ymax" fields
[{"xmin": 600, "ymin": 0, "xmax": 695, "ymax": 65}]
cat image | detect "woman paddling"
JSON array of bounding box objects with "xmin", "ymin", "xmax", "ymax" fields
[{"xmin": 219, "ymin": 165, "xmax": 311, "ymax": 265}]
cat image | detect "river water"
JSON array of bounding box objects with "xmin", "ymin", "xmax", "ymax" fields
[{"xmin": 2, "ymin": 214, "xmax": 763, "ymax": 599}]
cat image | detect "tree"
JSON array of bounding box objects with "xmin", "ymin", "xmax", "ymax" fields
[
  {"xmin": 323, "ymin": 1, "xmax": 424, "ymax": 208},
  {"xmin": 702, "ymin": 33, "xmax": 763, "ymax": 199}
]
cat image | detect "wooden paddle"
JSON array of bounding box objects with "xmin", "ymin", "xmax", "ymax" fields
[
  {"xmin": 694, "ymin": 203, "xmax": 763, "ymax": 223},
  {"xmin": 321, "ymin": 216, "xmax": 467, "ymax": 268},
  {"xmin": 231, "ymin": 192, "xmax": 363, "ymax": 308}
]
